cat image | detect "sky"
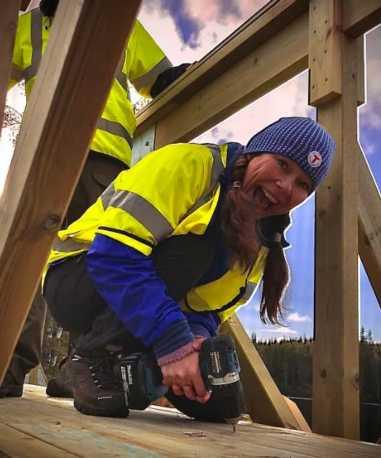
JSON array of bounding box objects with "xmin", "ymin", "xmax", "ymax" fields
[{"xmin": 1, "ymin": 0, "xmax": 380, "ymax": 342}]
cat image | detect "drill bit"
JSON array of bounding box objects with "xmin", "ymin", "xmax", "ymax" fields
[{"xmin": 225, "ymin": 417, "xmax": 239, "ymax": 433}]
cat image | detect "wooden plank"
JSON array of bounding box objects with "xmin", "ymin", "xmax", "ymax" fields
[
  {"xmin": 154, "ymin": 13, "xmax": 308, "ymax": 147},
  {"xmin": 0, "ymin": 0, "xmax": 141, "ymax": 384},
  {"xmin": 358, "ymin": 149, "xmax": 381, "ymax": 306},
  {"xmin": 220, "ymin": 316, "xmax": 310, "ymax": 431},
  {"xmin": 356, "ymin": 36, "xmax": 365, "ymax": 106},
  {"xmin": 283, "ymin": 396, "xmax": 312, "ymax": 432},
  {"xmin": 0, "ymin": 385, "xmax": 379, "ymax": 458},
  {"xmin": 0, "ymin": 423, "xmax": 75, "ymax": 458},
  {"xmin": 0, "ymin": 0, "xmax": 20, "ymax": 131},
  {"xmin": 136, "ymin": 0, "xmax": 309, "ymax": 138},
  {"xmin": 343, "ymin": 0, "xmax": 381, "ymax": 37},
  {"xmin": 308, "ymin": 0, "xmax": 342, "ymax": 106},
  {"xmin": 311, "ymin": 0, "xmax": 360, "ymax": 438}
]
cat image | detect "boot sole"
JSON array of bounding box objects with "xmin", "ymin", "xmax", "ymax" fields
[
  {"xmin": 46, "ymin": 380, "xmax": 73, "ymax": 398},
  {"xmin": 74, "ymin": 400, "xmax": 129, "ymax": 418}
]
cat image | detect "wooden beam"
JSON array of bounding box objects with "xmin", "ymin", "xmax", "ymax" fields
[
  {"xmin": 220, "ymin": 316, "xmax": 310, "ymax": 431},
  {"xmin": 343, "ymin": 0, "xmax": 381, "ymax": 37},
  {"xmin": 0, "ymin": 0, "xmax": 20, "ymax": 131},
  {"xmin": 155, "ymin": 13, "xmax": 308, "ymax": 147},
  {"xmin": 136, "ymin": 0, "xmax": 309, "ymax": 140},
  {"xmin": 358, "ymin": 148, "xmax": 381, "ymax": 306},
  {"xmin": 308, "ymin": 0, "xmax": 342, "ymax": 105},
  {"xmin": 0, "ymin": 0, "xmax": 141, "ymax": 383},
  {"xmin": 310, "ymin": 0, "xmax": 360, "ymax": 440},
  {"xmin": 356, "ymin": 36, "xmax": 365, "ymax": 106}
]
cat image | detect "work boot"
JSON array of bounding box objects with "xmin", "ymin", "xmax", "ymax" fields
[
  {"xmin": 46, "ymin": 357, "xmax": 74, "ymax": 398},
  {"xmin": 0, "ymin": 372, "xmax": 24, "ymax": 398},
  {"xmin": 70, "ymin": 352, "xmax": 129, "ymax": 418}
]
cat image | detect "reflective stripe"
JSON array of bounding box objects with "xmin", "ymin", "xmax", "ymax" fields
[
  {"xmin": 53, "ymin": 238, "xmax": 90, "ymax": 252},
  {"xmin": 241, "ymin": 282, "xmax": 256, "ymax": 302},
  {"xmin": 96, "ymin": 118, "xmax": 133, "ymax": 148},
  {"xmin": 114, "ymin": 54, "xmax": 129, "ymax": 94},
  {"xmin": 100, "ymin": 182, "xmax": 116, "ymax": 209},
  {"xmin": 22, "ymin": 9, "xmax": 43, "ymax": 80},
  {"xmin": 131, "ymin": 56, "xmax": 172, "ymax": 92},
  {"xmin": 183, "ymin": 144, "xmax": 224, "ymax": 218},
  {"xmin": 108, "ymin": 191, "xmax": 174, "ymax": 242}
]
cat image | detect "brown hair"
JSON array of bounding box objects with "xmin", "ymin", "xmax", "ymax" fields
[{"xmin": 221, "ymin": 153, "xmax": 289, "ymax": 324}]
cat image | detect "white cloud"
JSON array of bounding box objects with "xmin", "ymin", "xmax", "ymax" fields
[
  {"xmin": 287, "ymin": 312, "xmax": 312, "ymax": 323},
  {"xmin": 194, "ymin": 71, "xmax": 310, "ymax": 146},
  {"xmin": 359, "ymin": 26, "xmax": 381, "ymax": 130},
  {"xmin": 259, "ymin": 327, "xmax": 298, "ymax": 335}
]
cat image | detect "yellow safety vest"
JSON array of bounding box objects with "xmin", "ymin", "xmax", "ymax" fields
[
  {"xmin": 48, "ymin": 143, "xmax": 268, "ymax": 322},
  {"xmin": 10, "ymin": 9, "xmax": 171, "ymax": 167}
]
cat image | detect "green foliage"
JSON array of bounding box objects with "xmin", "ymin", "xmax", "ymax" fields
[{"xmin": 253, "ymin": 335, "xmax": 381, "ymax": 402}]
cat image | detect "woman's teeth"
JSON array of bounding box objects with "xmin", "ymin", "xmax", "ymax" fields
[
  {"xmin": 263, "ymin": 189, "xmax": 278, "ymax": 204},
  {"xmin": 254, "ymin": 188, "xmax": 272, "ymax": 209}
]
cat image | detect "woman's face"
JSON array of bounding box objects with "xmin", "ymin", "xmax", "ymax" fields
[{"xmin": 243, "ymin": 153, "xmax": 312, "ymax": 218}]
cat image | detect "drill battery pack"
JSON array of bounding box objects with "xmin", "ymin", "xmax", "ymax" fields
[{"xmin": 119, "ymin": 352, "xmax": 168, "ymax": 410}]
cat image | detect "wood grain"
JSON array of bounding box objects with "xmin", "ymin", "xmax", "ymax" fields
[{"xmin": 0, "ymin": 0, "xmax": 141, "ymax": 383}]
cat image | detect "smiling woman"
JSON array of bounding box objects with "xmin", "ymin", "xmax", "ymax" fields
[{"xmin": 42, "ymin": 116, "xmax": 335, "ymax": 421}]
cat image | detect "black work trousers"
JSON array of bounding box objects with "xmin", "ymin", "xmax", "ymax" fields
[
  {"xmin": 43, "ymin": 228, "xmax": 229, "ymax": 420},
  {"xmin": 5, "ymin": 152, "xmax": 126, "ymax": 384}
]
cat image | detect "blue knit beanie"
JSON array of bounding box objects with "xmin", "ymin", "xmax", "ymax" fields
[{"xmin": 245, "ymin": 117, "xmax": 335, "ymax": 190}]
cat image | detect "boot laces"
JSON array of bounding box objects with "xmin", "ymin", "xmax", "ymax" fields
[{"xmin": 87, "ymin": 355, "xmax": 121, "ymax": 390}]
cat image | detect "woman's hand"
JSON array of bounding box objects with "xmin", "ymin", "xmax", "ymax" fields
[{"xmin": 161, "ymin": 341, "xmax": 210, "ymax": 403}]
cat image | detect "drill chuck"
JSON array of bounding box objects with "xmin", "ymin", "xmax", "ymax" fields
[{"xmin": 199, "ymin": 335, "xmax": 244, "ymax": 421}]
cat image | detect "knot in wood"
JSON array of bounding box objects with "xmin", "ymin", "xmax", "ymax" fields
[{"xmin": 43, "ymin": 214, "xmax": 61, "ymax": 231}]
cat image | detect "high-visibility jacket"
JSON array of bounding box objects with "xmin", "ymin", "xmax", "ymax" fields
[
  {"xmin": 10, "ymin": 8, "xmax": 171, "ymax": 167},
  {"xmin": 48, "ymin": 143, "xmax": 268, "ymax": 322}
]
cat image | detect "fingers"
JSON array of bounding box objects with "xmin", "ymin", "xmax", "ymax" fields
[
  {"xmin": 160, "ymin": 349, "xmax": 211, "ymax": 403},
  {"xmin": 192, "ymin": 373, "xmax": 210, "ymax": 403},
  {"xmin": 171, "ymin": 383, "xmax": 184, "ymax": 397},
  {"xmin": 182, "ymin": 384, "xmax": 196, "ymax": 401}
]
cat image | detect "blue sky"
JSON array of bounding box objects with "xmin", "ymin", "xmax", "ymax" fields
[{"xmin": 138, "ymin": 0, "xmax": 381, "ymax": 341}]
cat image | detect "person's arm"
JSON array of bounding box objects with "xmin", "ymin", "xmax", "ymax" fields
[
  {"xmin": 126, "ymin": 20, "xmax": 190, "ymax": 98},
  {"xmin": 87, "ymin": 234, "xmax": 214, "ymax": 403},
  {"xmin": 86, "ymin": 234, "xmax": 195, "ymax": 365}
]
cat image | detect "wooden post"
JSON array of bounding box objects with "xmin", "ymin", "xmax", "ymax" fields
[
  {"xmin": 309, "ymin": 0, "xmax": 360, "ymax": 439},
  {"xmin": 0, "ymin": 0, "xmax": 20, "ymax": 131},
  {"xmin": 221, "ymin": 316, "xmax": 311, "ymax": 431},
  {"xmin": 0, "ymin": 0, "xmax": 141, "ymax": 383}
]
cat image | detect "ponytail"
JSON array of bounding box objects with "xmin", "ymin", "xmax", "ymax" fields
[{"xmin": 260, "ymin": 241, "xmax": 289, "ymax": 324}]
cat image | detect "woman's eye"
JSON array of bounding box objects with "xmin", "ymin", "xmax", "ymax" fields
[
  {"xmin": 278, "ymin": 159, "xmax": 288, "ymax": 170},
  {"xmin": 299, "ymin": 181, "xmax": 310, "ymax": 193}
]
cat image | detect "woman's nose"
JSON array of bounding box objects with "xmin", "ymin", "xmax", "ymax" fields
[{"xmin": 275, "ymin": 178, "xmax": 293, "ymax": 198}]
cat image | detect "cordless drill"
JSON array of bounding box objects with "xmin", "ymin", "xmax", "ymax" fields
[{"xmin": 119, "ymin": 335, "xmax": 244, "ymax": 430}]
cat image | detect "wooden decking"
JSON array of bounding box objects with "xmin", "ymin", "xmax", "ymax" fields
[{"xmin": 0, "ymin": 385, "xmax": 379, "ymax": 458}]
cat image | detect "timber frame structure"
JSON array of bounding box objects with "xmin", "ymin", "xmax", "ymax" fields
[{"xmin": 0, "ymin": 0, "xmax": 380, "ymax": 456}]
